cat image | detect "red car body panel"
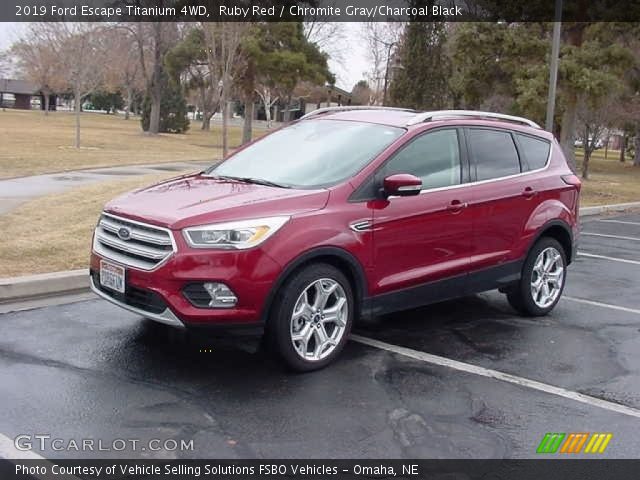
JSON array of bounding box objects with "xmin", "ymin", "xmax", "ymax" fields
[{"xmin": 90, "ymin": 112, "xmax": 579, "ymax": 329}]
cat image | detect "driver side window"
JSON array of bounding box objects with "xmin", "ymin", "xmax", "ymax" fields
[{"xmin": 383, "ymin": 129, "xmax": 461, "ymax": 190}]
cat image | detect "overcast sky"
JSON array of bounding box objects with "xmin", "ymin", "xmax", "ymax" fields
[{"xmin": 0, "ymin": 22, "xmax": 369, "ymax": 91}]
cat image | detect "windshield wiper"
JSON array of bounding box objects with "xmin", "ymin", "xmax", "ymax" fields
[{"xmin": 214, "ymin": 175, "xmax": 290, "ymax": 188}]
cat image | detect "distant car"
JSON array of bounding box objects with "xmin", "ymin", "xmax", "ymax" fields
[{"xmin": 90, "ymin": 108, "xmax": 581, "ymax": 371}]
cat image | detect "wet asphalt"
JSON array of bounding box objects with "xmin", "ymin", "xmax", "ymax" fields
[{"xmin": 1, "ymin": 212, "xmax": 639, "ymax": 459}]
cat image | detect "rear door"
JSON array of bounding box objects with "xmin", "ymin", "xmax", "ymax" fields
[
  {"xmin": 465, "ymin": 127, "xmax": 546, "ymax": 287},
  {"xmin": 370, "ymin": 128, "xmax": 473, "ymax": 311}
]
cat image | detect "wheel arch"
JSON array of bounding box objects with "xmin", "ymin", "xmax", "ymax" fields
[
  {"xmin": 260, "ymin": 246, "xmax": 368, "ymax": 323},
  {"xmin": 531, "ymin": 219, "xmax": 574, "ymax": 264}
]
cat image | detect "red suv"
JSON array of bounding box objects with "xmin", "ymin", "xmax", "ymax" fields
[{"xmin": 90, "ymin": 108, "xmax": 580, "ymax": 371}]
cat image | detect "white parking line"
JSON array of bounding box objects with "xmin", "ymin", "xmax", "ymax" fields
[
  {"xmin": 350, "ymin": 334, "xmax": 640, "ymax": 419},
  {"xmin": 564, "ymin": 296, "xmax": 640, "ymax": 315},
  {"xmin": 598, "ymin": 219, "xmax": 640, "ymax": 226},
  {"xmin": 578, "ymin": 252, "xmax": 640, "ymax": 266},
  {"xmin": 582, "ymin": 232, "xmax": 640, "ymax": 242}
]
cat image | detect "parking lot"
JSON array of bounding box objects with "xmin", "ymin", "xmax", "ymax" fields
[{"xmin": 1, "ymin": 211, "xmax": 640, "ymax": 460}]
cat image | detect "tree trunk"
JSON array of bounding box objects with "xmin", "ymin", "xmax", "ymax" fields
[
  {"xmin": 559, "ymin": 91, "xmax": 578, "ymax": 173},
  {"xmin": 634, "ymin": 132, "xmax": 640, "ymax": 167},
  {"xmin": 222, "ymin": 85, "xmax": 229, "ymax": 158},
  {"xmin": 581, "ymin": 125, "xmax": 590, "ymax": 179},
  {"xmin": 202, "ymin": 112, "xmax": 212, "ymax": 131},
  {"xmin": 124, "ymin": 87, "xmax": 132, "ymax": 120},
  {"xmin": 149, "ymin": 79, "xmax": 162, "ymax": 134},
  {"xmin": 619, "ymin": 135, "xmax": 626, "ymax": 162},
  {"xmin": 242, "ymin": 100, "xmax": 254, "ymax": 144},
  {"xmin": 43, "ymin": 93, "xmax": 50, "ymax": 116},
  {"xmin": 74, "ymin": 89, "xmax": 81, "ymax": 149}
]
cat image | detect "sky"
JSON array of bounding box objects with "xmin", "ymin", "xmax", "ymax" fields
[{"xmin": 0, "ymin": 22, "xmax": 369, "ymax": 91}]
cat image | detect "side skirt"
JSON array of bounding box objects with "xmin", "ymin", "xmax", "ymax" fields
[{"xmin": 362, "ymin": 259, "xmax": 524, "ymax": 317}]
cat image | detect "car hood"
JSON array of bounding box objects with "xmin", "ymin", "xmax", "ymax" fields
[{"xmin": 104, "ymin": 174, "xmax": 330, "ymax": 229}]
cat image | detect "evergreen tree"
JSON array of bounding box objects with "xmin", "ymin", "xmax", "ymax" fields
[
  {"xmin": 141, "ymin": 73, "xmax": 189, "ymax": 133},
  {"xmin": 388, "ymin": 21, "xmax": 450, "ymax": 110}
]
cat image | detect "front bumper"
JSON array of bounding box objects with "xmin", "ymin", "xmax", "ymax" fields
[{"xmin": 90, "ymin": 240, "xmax": 282, "ymax": 328}]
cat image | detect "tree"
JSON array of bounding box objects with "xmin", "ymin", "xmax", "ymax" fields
[
  {"xmin": 360, "ymin": 22, "xmax": 404, "ymax": 105},
  {"xmin": 141, "ymin": 72, "xmax": 189, "ymax": 133},
  {"xmin": 102, "ymin": 27, "xmax": 144, "ymax": 120},
  {"xmin": 576, "ymin": 93, "xmax": 617, "ymax": 179},
  {"xmin": 121, "ymin": 22, "xmax": 178, "ymax": 134},
  {"xmin": 243, "ymin": 22, "xmax": 333, "ymax": 131},
  {"xmin": 202, "ymin": 23, "xmax": 248, "ymax": 158},
  {"xmin": 389, "ymin": 21, "xmax": 451, "ymax": 110},
  {"xmin": 87, "ymin": 90, "xmax": 124, "ymax": 114},
  {"xmin": 351, "ymin": 80, "xmax": 373, "ymax": 105},
  {"xmin": 166, "ymin": 27, "xmax": 220, "ymax": 130},
  {"xmin": 11, "ymin": 24, "xmax": 58, "ymax": 115}
]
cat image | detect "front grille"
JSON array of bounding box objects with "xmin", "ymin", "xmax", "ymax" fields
[
  {"xmin": 91, "ymin": 271, "xmax": 167, "ymax": 314},
  {"xmin": 93, "ymin": 213, "xmax": 175, "ymax": 270}
]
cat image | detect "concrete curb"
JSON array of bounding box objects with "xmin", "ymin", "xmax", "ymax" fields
[
  {"xmin": 1, "ymin": 202, "xmax": 639, "ymax": 305},
  {"xmin": 0, "ymin": 269, "xmax": 88, "ymax": 305},
  {"xmin": 579, "ymin": 201, "xmax": 640, "ymax": 217}
]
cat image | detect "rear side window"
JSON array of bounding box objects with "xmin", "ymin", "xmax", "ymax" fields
[
  {"xmin": 383, "ymin": 129, "xmax": 461, "ymax": 190},
  {"xmin": 468, "ymin": 129, "xmax": 521, "ymax": 181},
  {"xmin": 516, "ymin": 134, "xmax": 550, "ymax": 170}
]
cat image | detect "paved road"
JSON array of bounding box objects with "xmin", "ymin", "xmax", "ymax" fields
[
  {"xmin": 1, "ymin": 213, "xmax": 639, "ymax": 459},
  {"xmin": 0, "ymin": 161, "xmax": 214, "ymax": 215}
]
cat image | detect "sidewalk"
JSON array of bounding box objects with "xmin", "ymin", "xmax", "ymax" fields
[{"xmin": 0, "ymin": 160, "xmax": 214, "ymax": 215}]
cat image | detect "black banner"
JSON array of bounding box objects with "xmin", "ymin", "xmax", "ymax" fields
[
  {"xmin": 2, "ymin": 0, "xmax": 640, "ymax": 22},
  {"xmin": 2, "ymin": 459, "xmax": 640, "ymax": 480}
]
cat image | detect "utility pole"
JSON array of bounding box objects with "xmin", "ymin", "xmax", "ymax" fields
[{"xmin": 545, "ymin": 0, "xmax": 563, "ymax": 132}]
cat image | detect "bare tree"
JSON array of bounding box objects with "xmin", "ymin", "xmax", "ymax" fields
[
  {"xmin": 11, "ymin": 25, "xmax": 58, "ymax": 115},
  {"xmin": 119, "ymin": 22, "xmax": 177, "ymax": 134},
  {"xmin": 576, "ymin": 93, "xmax": 617, "ymax": 179},
  {"xmin": 360, "ymin": 22, "xmax": 404, "ymax": 105},
  {"xmin": 102, "ymin": 28, "xmax": 144, "ymax": 120},
  {"xmin": 202, "ymin": 23, "xmax": 248, "ymax": 158}
]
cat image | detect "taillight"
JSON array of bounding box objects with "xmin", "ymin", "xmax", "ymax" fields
[{"xmin": 561, "ymin": 174, "xmax": 581, "ymax": 190}]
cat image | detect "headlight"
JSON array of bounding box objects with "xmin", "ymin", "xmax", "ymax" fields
[{"xmin": 183, "ymin": 216, "xmax": 290, "ymax": 249}]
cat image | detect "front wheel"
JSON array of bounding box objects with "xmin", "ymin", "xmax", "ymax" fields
[
  {"xmin": 268, "ymin": 263, "xmax": 354, "ymax": 372},
  {"xmin": 507, "ymin": 237, "xmax": 567, "ymax": 316}
]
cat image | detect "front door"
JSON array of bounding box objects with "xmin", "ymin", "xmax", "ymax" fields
[{"xmin": 370, "ymin": 128, "xmax": 473, "ymax": 313}]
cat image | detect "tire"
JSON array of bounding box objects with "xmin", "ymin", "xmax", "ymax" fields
[
  {"xmin": 507, "ymin": 237, "xmax": 567, "ymax": 316},
  {"xmin": 267, "ymin": 263, "xmax": 354, "ymax": 372}
]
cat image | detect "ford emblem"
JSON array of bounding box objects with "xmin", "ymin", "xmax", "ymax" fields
[{"xmin": 117, "ymin": 227, "xmax": 131, "ymax": 240}]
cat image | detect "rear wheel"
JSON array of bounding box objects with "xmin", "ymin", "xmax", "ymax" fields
[
  {"xmin": 507, "ymin": 237, "xmax": 566, "ymax": 316},
  {"xmin": 268, "ymin": 263, "xmax": 354, "ymax": 371}
]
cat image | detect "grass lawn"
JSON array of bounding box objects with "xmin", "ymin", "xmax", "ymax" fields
[
  {"xmin": 0, "ymin": 172, "xmax": 181, "ymax": 277},
  {"xmin": 577, "ymin": 149, "xmax": 640, "ymax": 206},
  {"xmin": 0, "ymin": 109, "xmax": 252, "ymax": 179}
]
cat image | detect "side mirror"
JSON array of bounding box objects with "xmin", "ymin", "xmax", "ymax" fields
[{"xmin": 382, "ymin": 174, "xmax": 422, "ymax": 197}]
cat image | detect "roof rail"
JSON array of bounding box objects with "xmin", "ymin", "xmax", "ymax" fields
[
  {"xmin": 406, "ymin": 110, "xmax": 541, "ymax": 129},
  {"xmin": 300, "ymin": 106, "xmax": 417, "ymax": 120}
]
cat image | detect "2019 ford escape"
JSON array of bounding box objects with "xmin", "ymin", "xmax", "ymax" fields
[{"xmin": 90, "ymin": 108, "xmax": 580, "ymax": 371}]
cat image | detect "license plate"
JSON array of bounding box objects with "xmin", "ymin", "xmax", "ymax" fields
[{"xmin": 100, "ymin": 260, "xmax": 125, "ymax": 293}]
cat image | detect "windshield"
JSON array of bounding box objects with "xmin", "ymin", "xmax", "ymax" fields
[{"xmin": 207, "ymin": 120, "xmax": 404, "ymax": 188}]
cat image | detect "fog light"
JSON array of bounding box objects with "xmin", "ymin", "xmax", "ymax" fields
[{"xmin": 203, "ymin": 282, "xmax": 238, "ymax": 308}]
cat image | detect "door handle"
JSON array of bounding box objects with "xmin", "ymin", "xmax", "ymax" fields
[
  {"xmin": 446, "ymin": 200, "xmax": 468, "ymax": 213},
  {"xmin": 522, "ymin": 187, "xmax": 537, "ymax": 198}
]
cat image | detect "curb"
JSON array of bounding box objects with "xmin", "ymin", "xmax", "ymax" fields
[
  {"xmin": 1, "ymin": 202, "xmax": 639, "ymax": 305},
  {"xmin": 0, "ymin": 269, "xmax": 88, "ymax": 305},
  {"xmin": 579, "ymin": 201, "xmax": 640, "ymax": 217}
]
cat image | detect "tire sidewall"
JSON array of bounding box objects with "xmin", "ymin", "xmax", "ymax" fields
[{"xmin": 269, "ymin": 263, "xmax": 354, "ymax": 372}]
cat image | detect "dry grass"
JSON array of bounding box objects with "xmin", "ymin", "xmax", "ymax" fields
[
  {"xmin": 0, "ymin": 109, "xmax": 250, "ymax": 179},
  {"xmin": 577, "ymin": 149, "xmax": 640, "ymax": 206},
  {"xmin": 0, "ymin": 173, "xmax": 182, "ymax": 277}
]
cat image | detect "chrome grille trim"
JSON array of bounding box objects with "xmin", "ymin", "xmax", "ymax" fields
[{"xmin": 93, "ymin": 212, "xmax": 176, "ymax": 270}]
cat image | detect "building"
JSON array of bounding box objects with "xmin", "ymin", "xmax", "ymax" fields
[{"xmin": 0, "ymin": 78, "xmax": 57, "ymax": 110}]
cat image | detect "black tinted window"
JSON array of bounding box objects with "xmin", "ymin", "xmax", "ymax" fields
[
  {"xmin": 468, "ymin": 129, "xmax": 520, "ymax": 181},
  {"xmin": 516, "ymin": 134, "xmax": 550, "ymax": 170},
  {"xmin": 384, "ymin": 129, "xmax": 461, "ymax": 189}
]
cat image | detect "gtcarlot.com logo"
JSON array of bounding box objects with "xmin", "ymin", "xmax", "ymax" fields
[
  {"xmin": 536, "ymin": 432, "xmax": 613, "ymax": 454},
  {"xmin": 14, "ymin": 434, "xmax": 194, "ymax": 452}
]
